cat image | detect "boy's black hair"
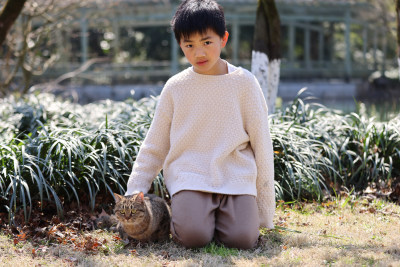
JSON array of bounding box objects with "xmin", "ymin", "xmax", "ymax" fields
[{"xmin": 171, "ymin": 0, "xmax": 226, "ymax": 43}]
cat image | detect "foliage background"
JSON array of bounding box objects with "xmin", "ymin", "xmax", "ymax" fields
[{"xmin": 0, "ymin": 0, "xmax": 398, "ymax": 96}]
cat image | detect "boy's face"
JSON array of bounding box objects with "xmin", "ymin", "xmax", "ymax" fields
[{"xmin": 179, "ymin": 29, "xmax": 229, "ymax": 75}]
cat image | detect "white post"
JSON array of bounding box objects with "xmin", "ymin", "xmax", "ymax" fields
[{"xmin": 251, "ymin": 50, "xmax": 281, "ymax": 114}]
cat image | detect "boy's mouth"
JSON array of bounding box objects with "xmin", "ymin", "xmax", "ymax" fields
[{"xmin": 196, "ymin": 60, "xmax": 208, "ymax": 66}]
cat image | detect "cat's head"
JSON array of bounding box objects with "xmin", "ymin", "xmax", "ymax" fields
[{"xmin": 113, "ymin": 192, "xmax": 149, "ymax": 223}]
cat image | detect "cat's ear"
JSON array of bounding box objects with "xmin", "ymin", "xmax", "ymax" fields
[
  {"xmin": 136, "ymin": 192, "xmax": 145, "ymax": 202},
  {"xmin": 113, "ymin": 193, "xmax": 124, "ymax": 204}
]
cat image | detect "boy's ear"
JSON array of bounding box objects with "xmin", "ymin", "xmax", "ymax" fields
[
  {"xmin": 113, "ymin": 193, "xmax": 124, "ymax": 204},
  {"xmin": 222, "ymin": 31, "xmax": 229, "ymax": 48}
]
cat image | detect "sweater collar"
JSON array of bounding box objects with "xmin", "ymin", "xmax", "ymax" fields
[{"xmin": 187, "ymin": 61, "xmax": 242, "ymax": 78}]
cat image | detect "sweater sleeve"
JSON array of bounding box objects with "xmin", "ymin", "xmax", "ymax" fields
[
  {"xmin": 125, "ymin": 86, "xmax": 173, "ymax": 196},
  {"xmin": 244, "ymin": 75, "xmax": 276, "ymax": 229}
]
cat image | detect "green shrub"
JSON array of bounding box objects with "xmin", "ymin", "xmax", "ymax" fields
[
  {"xmin": 0, "ymin": 91, "xmax": 399, "ymax": 222},
  {"xmin": 271, "ymin": 89, "xmax": 400, "ymax": 200}
]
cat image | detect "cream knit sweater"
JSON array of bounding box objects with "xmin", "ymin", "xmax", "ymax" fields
[{"xmin": 125, "ymin": 66, "xmax": 275, "ymax": 228}]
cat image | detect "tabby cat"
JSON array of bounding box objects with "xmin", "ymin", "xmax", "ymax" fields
[{"xmin": 113, "ymin": 192, "xmax": 171, "ymax": 242}]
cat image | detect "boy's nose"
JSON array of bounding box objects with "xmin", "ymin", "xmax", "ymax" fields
[{"xmin": 195, "ymin": 48, "xmax": 206, "ymax": 57}]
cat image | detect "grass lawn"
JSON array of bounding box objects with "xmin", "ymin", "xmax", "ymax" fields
[{"xmin": 0, "ymin": 197, "xmax": 399, "ymax": 266}]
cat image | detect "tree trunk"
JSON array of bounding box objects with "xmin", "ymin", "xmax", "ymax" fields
[
  {"xmin": 251, "ymin": 0, "xmax": 281, "ymax": 114},
  {"xmin": 397, "ymin": 0, "xmax": 400, "ymax": 79},
  {"xmin": 0, "ymin": 0, "xmax": 27, "ymax": 46}
]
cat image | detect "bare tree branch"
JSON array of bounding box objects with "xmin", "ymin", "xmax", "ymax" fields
[
  {"xmin": 0, "ymin": 0, "xmax": 27, "ymax": 46},
  {"xmin": 1, "ymin": 0, "xmax": 88, "ymax": 96},
  {"xmin": 29, "ymin": 57, "xmax": 110, "ymax": 93}
]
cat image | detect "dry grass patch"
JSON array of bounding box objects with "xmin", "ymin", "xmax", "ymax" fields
[
  {"xmin": 1, "ymin": 198, "xmax": 399, "ymax": 266},
  {"xmin": 270, "ymin": 198, "xmax": 400, "ymax": 266}
]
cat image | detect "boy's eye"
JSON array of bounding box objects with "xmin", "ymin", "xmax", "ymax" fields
[
  {"xmin": 185, "ymin": 44, "xmax": 192, "ymax": 48},
  {"xmin": 204, "ymin": 41, "xmax": 211, "ymax": 45}
]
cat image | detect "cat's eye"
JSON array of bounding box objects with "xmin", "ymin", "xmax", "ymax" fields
[
  {"xmin": 131, "ymin": 209, "xmax": 136, "ymax": 214},
  {"xmin": 120, "ymin": 211, "xmax": 125, "ymax": 214}
]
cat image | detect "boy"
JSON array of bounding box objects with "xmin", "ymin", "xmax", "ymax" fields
[{"xmin": 125, "ymin": 0, "xmax": 275, "ymax": 249}]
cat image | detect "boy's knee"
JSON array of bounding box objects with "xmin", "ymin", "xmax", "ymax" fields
[
  {"xmin": 170, "ymin": 190, "xmax": 215, "ymax": 248},
  {"xmin": 171, "ymin": 223, "xmax": 213, "ymax": 248},
  {"xmin": 218, "ymin": 229, "xmax": 259, "ymax": 249}
]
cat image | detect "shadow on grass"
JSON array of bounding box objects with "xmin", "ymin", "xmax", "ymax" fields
[
  {"xmin": 108, "ymin": 230, "xmax": 285, "ymax": 265},
  {"xmin": 317, "ymin": 243, "xmax": 400, "ymax": 266}
]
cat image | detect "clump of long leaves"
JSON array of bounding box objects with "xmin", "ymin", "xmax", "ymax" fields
[
  {"xmin": 0, "ymin": 93, "xmax": 164, "ymax": 222},
  {"xmin": 271, "ymin": 88, "xmax": 400, "ymax": 201},
  {"xmin": 0, "ymin": 90, "xmax": 399, "ymax": 221}
]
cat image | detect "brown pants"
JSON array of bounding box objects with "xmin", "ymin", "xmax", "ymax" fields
[{"xmin": 170, "ymin": 190, "xmax": 260, "ymax": 249}]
